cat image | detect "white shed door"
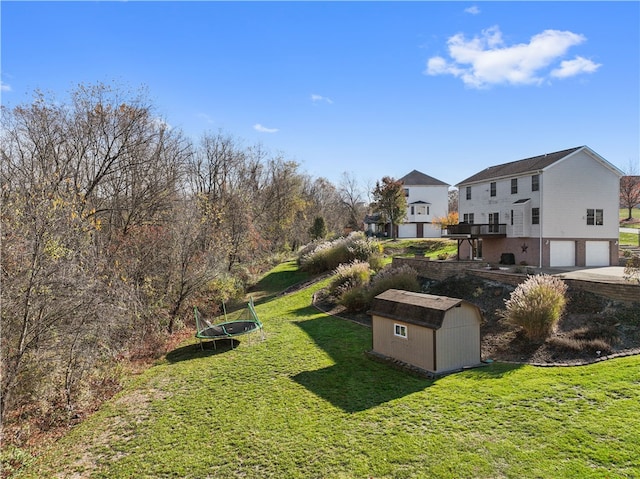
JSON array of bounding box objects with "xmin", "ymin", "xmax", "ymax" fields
[
  {"xmin": 550, "ymin": 241, "xmax": 575, "ymax": 267},
  {"xmin": 586, "ymin": 241, "xmax": 610, "ymax": 266}
]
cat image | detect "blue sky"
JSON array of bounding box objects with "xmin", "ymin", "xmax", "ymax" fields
[{"xmin": 2, "ymin": 1, "xmax": 639, "ymax": 188}]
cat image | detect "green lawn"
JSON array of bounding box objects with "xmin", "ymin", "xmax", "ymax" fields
[
  {"xmin": 620, "ymin": 232, "xmax": 640, "ymax": 246},
  {"xmin": 13, "ymin": 268, "xmax": 640, "ymax": 479},
  {"xmin": 620, "ymin": 207, "xmax": 640, "ymax": 227}
]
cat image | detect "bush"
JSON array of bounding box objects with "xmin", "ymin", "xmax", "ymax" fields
[
  {"xmin": 340, "ymin": 287, "xmax": 369, "ymax": 313},
  {"xmin": 298, "ymin": 232, "xmax": 382, "ymax": 274},
  {"xmin": 329, "ymin": 261, "xmax": 372, "ymax": 298},
  {"xmin": 336, "ymin": 264, "xmax": 420, "ymax": 313},
  {"xmin": 624, "ymin": 254, "xmax": 640, "ymax": 283},
  {"xmin": 499, "ymin": 274, "xmax": 568, "ymax": 340},
  {"xmin": 366, "ymin": 264, "xmax": 420, "ymax": 301}
]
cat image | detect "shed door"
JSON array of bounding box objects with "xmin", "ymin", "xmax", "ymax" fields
[
  {"xmin": 550, "ymin": 241, "xmax": 575, "ymax": 267},
  {"xmin": 586, "ymin": 241, "xmax": 610, "ymax": 267}
]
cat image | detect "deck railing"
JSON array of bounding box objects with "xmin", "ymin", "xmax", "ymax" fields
[{"xmin": 443, "ymin": 223, "xmax": 507, "ymax": 237}]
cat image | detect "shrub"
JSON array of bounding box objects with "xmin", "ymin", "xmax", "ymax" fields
[
  {"xmin": 499, "ymin": 274, "xmax": 568, "ymax": 340},
  {"xmin": 329, "ymin": 261, "xmax": 372, "ymax": 298},
  {"xmin": 366, "ymin": 264, "xmax": 420, "ymax": 300},
  {"xmin": 624, "ymin": 254, "xmax": 640, "ymax": 284},
  {"xmin": 340, "ymin": 287, "xmax": 369, "ymax": 313},
  {"xmin": 298, "ymin": 233, "xmax": 382, "ymax": 274}
]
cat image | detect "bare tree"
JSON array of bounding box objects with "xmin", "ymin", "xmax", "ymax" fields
[
  {"xmin": 338, "ymin": 172, "xmax": 367, "ymax": 232},
  {"xmin": 620, "ymin": 160, "xmax": 640, "ymax": 221}
]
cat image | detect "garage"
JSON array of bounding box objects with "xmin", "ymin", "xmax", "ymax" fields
[
  {"xmin": 586, "ymin": 241, "xmax": 610, "ymax": 266},
  {"xmin": 398, "ymin": 223, "xmax": 417, "ymax": 238},
  {"xmin": 550, "ymin": 240, "xmax": 575, "ymax": 267}
]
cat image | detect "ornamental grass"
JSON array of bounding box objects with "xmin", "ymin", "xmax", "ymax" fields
[{"xmin": 500, "ymin": 274, "xmax": 568, "ymax": 340}]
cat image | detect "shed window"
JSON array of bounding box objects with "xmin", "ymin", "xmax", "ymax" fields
[{"xmin": 394, "ymin": 324, "xmax": 408, "ymax": 339}]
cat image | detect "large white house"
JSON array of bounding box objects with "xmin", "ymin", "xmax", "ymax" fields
[
  {"xmin": 445, "ymin": 146, "xmax": 623, "ymax": 268},
  {"xmin": 397, "ymin": 170, "xmax": 449, "ymax": 239}
]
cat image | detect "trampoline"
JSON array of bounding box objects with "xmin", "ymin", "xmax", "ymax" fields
[{"xmin": 194, "ymin": 298, "xmax": 264, "ymax": 349}]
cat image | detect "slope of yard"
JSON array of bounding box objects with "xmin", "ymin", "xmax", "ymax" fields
[{"xmin": 13, "ymin": 269, "xmax": 640, "ymax": 479}]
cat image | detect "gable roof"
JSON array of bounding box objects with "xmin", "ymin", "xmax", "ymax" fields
[
  {"xmin": 457, "ymin": 146, "xmax": 584, "ymax": 186},
  {"xmin": 368, "ymin": 289, "xmax": 481, "ymax": 330},
  {"xmin": 400, "ymin": 170, "xmax": 449, "ymax": 187}
]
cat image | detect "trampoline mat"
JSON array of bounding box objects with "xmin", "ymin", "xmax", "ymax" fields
[{"xmin": 199, "ymin": 321, "xmax": 260, "ymax": 338}]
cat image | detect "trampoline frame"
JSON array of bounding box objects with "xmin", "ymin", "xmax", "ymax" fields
[{"xmin": 194, "ymin": 298, "xmax": 264, "ymax": 350}]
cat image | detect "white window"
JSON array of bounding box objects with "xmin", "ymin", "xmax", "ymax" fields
[
  {"xmin": 587, "ymin": 209, "xmax": 604, "ymax": 226},
  {"xmin": 394, "ymin": 323, "xmax": 408, "ymax": 338}
]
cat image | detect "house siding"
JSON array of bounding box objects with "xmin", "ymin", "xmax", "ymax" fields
[
  {"xmin": 541, "ymin": 150, "xmax": 620, "ymax": 240},
  {"xmin": 400, "ymin": 183, "xmax": 449, "ymax": 238},
  {"xmin": 457, "ymin": 147, "xmax": 621, "ymax": 267}
]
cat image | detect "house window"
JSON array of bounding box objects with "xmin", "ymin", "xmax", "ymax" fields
[
  {"xmin": 394, "ymin": 323, "xmax": 408, "ymax": 339},
  {"xmin": 532, "ymin": 207, "xmax": 540, "ymax": 225},
  {"xmin": 426, "ymin": 206, "xmax": 430, "ymax": 215},
  {"xmin": 410, "ymin": 206, "xmax": 414, "ymax": 215},
  {"xmin": 532, "ymin": 175, "xmax": 539, "ymax": 192},
  {"xmin": 404, "ymin": 188, "xmax": 409, "ymax": 197},
  {"xmin": 511, "ymin": 178, "xmax": 518, "ymax": 194},
  {"xmin": 490, "ymin": 182, "xmax": 496, "ymax": 197},
  {"xmin": 510, "ymin": 209, "xmax": 514, "ymax": 225},
  {"xmin": 463, "ymin": 213, "xmax": 474, "ymax": 224},
  {"xmin": 466, "ymin": 186, "xmax": 471, "ymax": 200},
  {"xmin": 488, "ymin": 212, "xmax": 499, "ymax": 232},
  {"xmin": 587, "ymin": 209, "xmax": 604, "ymax": 226}
]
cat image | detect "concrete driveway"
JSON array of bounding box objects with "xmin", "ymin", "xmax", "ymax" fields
[{"xmin": 554, "ymin": 266, "xmax": 630, "ymax": 284}]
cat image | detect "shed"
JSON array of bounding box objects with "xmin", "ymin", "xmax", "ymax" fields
[{"xmin": 369, "ymin": 289, "xmax": 482, "ymax": 375}]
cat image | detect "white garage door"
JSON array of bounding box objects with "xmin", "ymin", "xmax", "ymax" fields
[
  {"xmin": 586, "ymin": 241, "xmax": 610, "ymax": 266},
  {"xmin": 398, "ymin": 223, "xmax": 417, "ymax": 238},
  {"xmin": 550, "ymin": 241, "xmax": 575, "ymax": 267}
]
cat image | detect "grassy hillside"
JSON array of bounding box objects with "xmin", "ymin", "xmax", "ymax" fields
[{"xmin": 13, "ymin": 264, "xmax": 640, "ymax": 479}]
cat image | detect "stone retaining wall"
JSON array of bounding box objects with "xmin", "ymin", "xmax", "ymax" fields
[{"xmin": 392, "ymin": 257, "xmax": 640, "ymax": 305}]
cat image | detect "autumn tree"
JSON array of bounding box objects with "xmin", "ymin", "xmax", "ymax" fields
[{"xmin": 371, "ymin": 176, "xmax": 407, "ymax": 240}]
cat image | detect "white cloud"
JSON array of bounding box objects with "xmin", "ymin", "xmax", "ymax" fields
[
  {"xmin": 464, "ymin": 6, "xmax": 480, "ymax": 15},
  {"xmin": 1, "ymin": 81, "xmax": 12, "ymax": 92},
  {"xmin": 254, "ymin": 123, "xmax": 279, "ymax": 133},
  {"xmin": 311, "ymin": 93, "xmax": 334, "ymax": 104},
  {"xmin": 425, "ymin": 26, "xmax": 597, "ymax": 88},
  {"xmin": 197, "ymin": 112, "xmax": 215, "ymax": 124},
  {"xmin": 551, "ymin": 56, "xmax": 601, "ymax": 78}
]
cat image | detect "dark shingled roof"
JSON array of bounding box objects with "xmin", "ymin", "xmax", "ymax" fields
[
  {"xmin": 368, "ymin": 289, "xmax": 480, "ymax": 330},
  {"xmin": 457, "ymin": 146, "xmax": 584, "ymax": 185},
  {"xmin": 399, "ymin": 170, "xmax": 449, "ymax": 187}
]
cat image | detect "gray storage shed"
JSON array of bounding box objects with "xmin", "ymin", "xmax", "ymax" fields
[{"xmin": 369, "ymin": 289, "xmax": 482, "ymax": 375}]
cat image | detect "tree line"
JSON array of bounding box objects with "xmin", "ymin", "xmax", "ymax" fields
[{"xmin": 0, "ymin": 83, "xmax": 368, "ymax": 428}]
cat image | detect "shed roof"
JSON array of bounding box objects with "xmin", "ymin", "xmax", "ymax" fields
[
  {"xmin": 399, "ymin": 170, "xmax": 449, "ymax": 187},
  {"xmin": 369, "ymin": 289, "xmax": 480, "ymax": 330}
]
